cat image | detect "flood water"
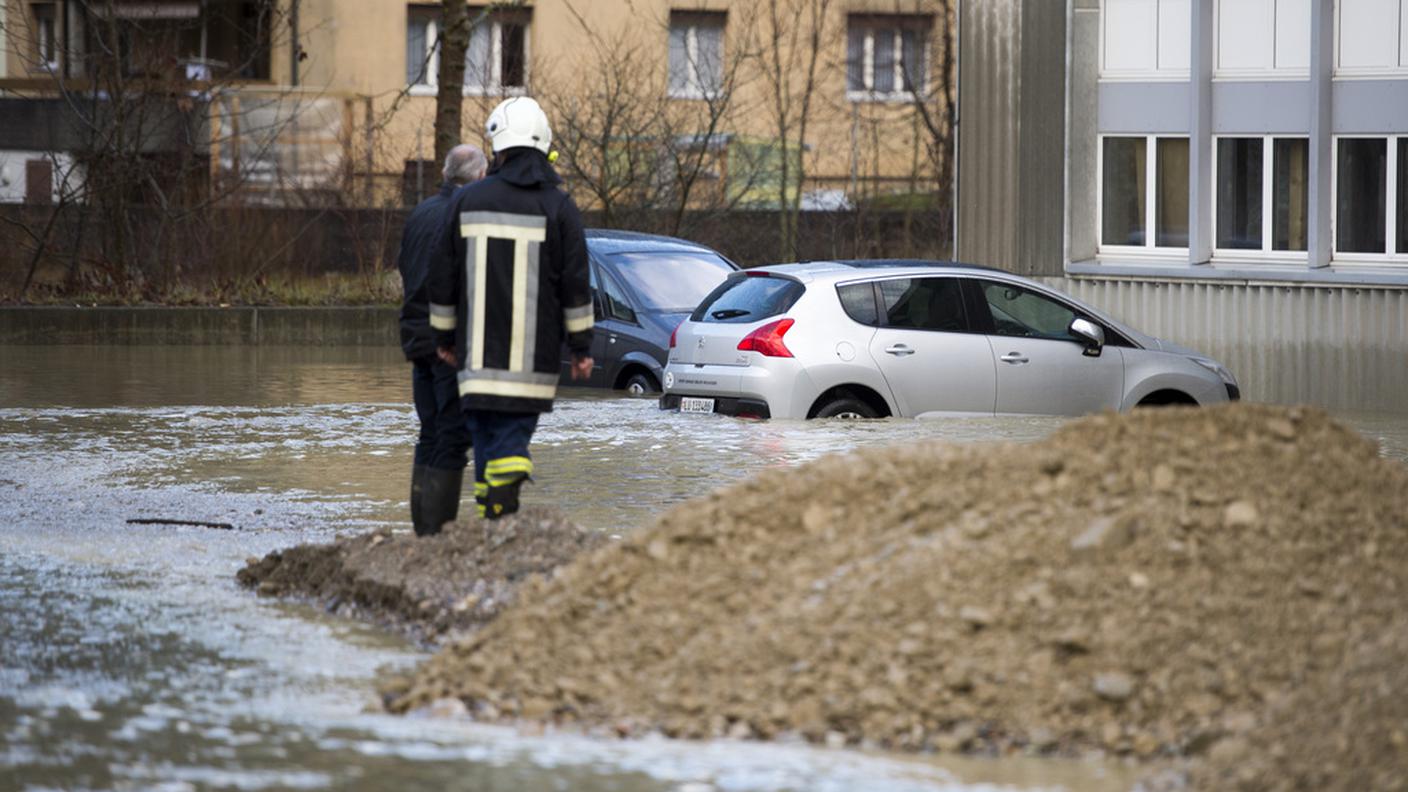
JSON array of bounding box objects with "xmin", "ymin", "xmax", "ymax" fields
[{"xmin": 1, "ymin": 346, "xmax": 1404, "ymax": 792}]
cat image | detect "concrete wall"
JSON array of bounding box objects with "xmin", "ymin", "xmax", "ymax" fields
[
  {"xmin": 955, "ymin": 0, "xmax": 1068, "ymax": 277},
  {"xmin": 0, "ymin": 307, "xmax": 399, "ymax": 345}
]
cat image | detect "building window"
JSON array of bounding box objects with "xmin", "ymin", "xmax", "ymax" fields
[
  {"xmin": 406, "ymin": 5, "xmax": 530, "ymax": 94},
  {"xmin": 32, "ymin": 2, "xmax": 58, "ymax": 71},
  {"xmin": 1100, "ymin": 135, "xmax": 1189, "ymax": 251},
  {"xmin": 1214, "ymin": 136, "xmax": 1308, "ymax": 255},
  {"xmin": 1334, "ymin": 136, "xmax": 1408, "ymax": 260},
  {"xmin": 846, "ymin": 15, "xmax": 930, "ymax": 100},
  {"xmin": 1100, "ymin": 0, "xmax": 1190, "ymax": 79},
  {"xmin": 1336, "ymin": 0, "xmax": 1408, "ymax": 75},
  {"xmin": 668, "ymin": 11, "xmax": 724, "ymax": 99},
  {"xmin": 1215, "ymin": 0, "xmax": 1310, "ymax": 77}
]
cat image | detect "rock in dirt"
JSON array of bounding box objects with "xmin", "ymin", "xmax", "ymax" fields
[
  {"xmin": 236, "ymin": 507, "xmax": 603, "ymax": 643},
  {"xmin": 375, "ymin": 405, "xmax": 1407, "ymax": 785}
]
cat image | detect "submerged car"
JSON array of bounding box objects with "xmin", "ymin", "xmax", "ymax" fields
[
  {"xmin": 661, "ymin": 260, "xmax": 1240, "ymax": 419},
  {"xmin": 561, "ymin": 230, "xmax": 737, "ymax": 394}
]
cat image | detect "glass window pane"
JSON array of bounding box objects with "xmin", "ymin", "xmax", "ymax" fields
[
  {"xmin": 1398, "ymin": 139, "xmax": 1407, "ymax": 255},
  {"xmin": 1102, "ymin": 137, "xmax": 1146, "ymax": 246},
  {"xmin": 836, "ymin": 283, "xmax": 879, "ymax": 326},
  {"xmin": 979, "ymin": 282, "xmax": 1078, "ymax": 340},
  {"xmin": 1217, "ymin": 137, "xmax": 1263, "ymax": 250},
  {"xmin": 873, "ymin": 30, "xmax": 896, "ymax": 93},
  {"xmin": 606, "ymin": 252, "xmax": 734, "ymax": 312},
  {"xmin": 1336, "ymin": 138, "xmax": 1387, "ymax": 254},
  {"xmin": 697, "ymin": 23, "xmax": 723, "ymax": 94},
  {"xmin": 599, "ymin": 271, "xmax": 636, "ymax": 324},
  {"xmin": 846, "ymin": 23, "xmax": 866, "ymax": 91},
  {"xmin": 406, "ymin": 17, "xmax": 428, "ymax": 85},
  {"xmin": 693, "ymin": 276, "xmax": 804, "ymax": 323},
  {"xmin": 464, "ymin": 22, "xmax": 492, "ymax": 88},
  {"xmin": 667, "ymin": 22, "xmax": 689, "ymax": 94},
  {"xmin": 879, "ymin": 278, "xmax": 967, "ymax": 332},
  {"xmin": 500, "ymin": 23, "xmax": 526, "ymax": 87},
  {"xmin": 1272, "ymin": 138, "xmax": 1309, "ymax": 251},
  {"xmin": 1155, "ymin": 137, "xmax": 1189, "ymax": 247},
  {"xmin": 900, "ymin": 29, "xmax": 924, "ymax": 92}
]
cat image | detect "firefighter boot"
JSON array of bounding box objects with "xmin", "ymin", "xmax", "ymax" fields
[
  {"xmin": 418, "ymin": 467, "xmax": 464, "ymax": 536},
  {"xmin": 483, "ymin": 475, "xmax": 525, "ymax": 520},
  {"xmin": 410, "ymin": 464, "xmax": 429, "ymax": 533}
]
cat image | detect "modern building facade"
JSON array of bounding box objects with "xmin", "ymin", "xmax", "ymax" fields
[{"xmin": 958, "ymin": 0, "xmax": 1407, "ymax": 409}]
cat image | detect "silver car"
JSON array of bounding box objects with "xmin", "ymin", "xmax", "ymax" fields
[{"xmin": 660, "ymin": 261, "xmax": 1239, "ymax": 419}]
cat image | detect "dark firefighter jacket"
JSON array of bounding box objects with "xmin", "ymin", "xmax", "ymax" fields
[
  {"xmin": 427, "ymin": 148, "xmax": 593, "ymax": 413},
  {"xmin": 397, "ymin": 182, "xmax": 456, "ymax": 361}
]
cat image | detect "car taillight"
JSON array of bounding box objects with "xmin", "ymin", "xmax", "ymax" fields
[
  {"xmin": 669, "ymin": 322, "xmax": 681, "ymax": 349},
  {"xmin": 737, "ymin": 318, "xmax": 794, "ymax": 358}
]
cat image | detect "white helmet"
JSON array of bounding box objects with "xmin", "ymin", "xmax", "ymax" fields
[{"xmin": 485, "ymin": 97, "xmax": 552, "ymax": 155}]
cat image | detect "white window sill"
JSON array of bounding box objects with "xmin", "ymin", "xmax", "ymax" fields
[
  {"xmin": 1069, "ymin": 259, "xmax": 1408, "ymax": 288},
  {"xmin": 1332, "ymin": 254, "xmax": 1408, "ymax": 266},
  {"xmin": 1098, "ymin": 71, "xmax": 1190, "ymax": 83},
  {"xmin": 667, "ymin": 88, "xmax": 723, "ymax": 101},
  {"xmin": 1211, "ymin": 70, "xmax": 1310, "ymax": 83},
  {"xmin": 1096, "ymin": 246, "xmax": 1189, "ymax": 263},
  {"xmin": 1210, "ymin": 250, "xmax": 1310, "ymax": 265},
  {"xmin": 1333, "ymin": 68, "xmax": 1408, "ymax": 81},
  {"xmin": 406, "ymin": 83, "xmax": 528, "ymax": 97},
  {"xmin": 846, "ymin": 90, "xmax": 922, "ymax": 104}
]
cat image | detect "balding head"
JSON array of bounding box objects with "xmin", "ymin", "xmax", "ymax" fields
[{"xmin": 443, "ymin": 144, "xmax": 488, "ymax": 186}]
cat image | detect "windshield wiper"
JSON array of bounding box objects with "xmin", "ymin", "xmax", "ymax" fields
[{"xmin": 711, "ymin": 308, "xmax": 751, "ymax": 320}]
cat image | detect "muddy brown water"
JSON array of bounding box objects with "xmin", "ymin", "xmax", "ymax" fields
[{"xmin": 1, "ymin": 345, "xmax": 1404, "ymax": 792}]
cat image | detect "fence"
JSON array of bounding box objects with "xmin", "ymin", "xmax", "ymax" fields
[{"xmin": 1, "ymin": 203, "xmax": 954, "ymax": 300}]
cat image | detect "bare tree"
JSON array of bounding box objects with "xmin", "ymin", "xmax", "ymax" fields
[
  {"xmin": 750, "ymin": 0, "xmax": 837, "ymax": 262},
  {"xmin": 434, "ymin": 0, "xmax": 470, "ymax": 168}
]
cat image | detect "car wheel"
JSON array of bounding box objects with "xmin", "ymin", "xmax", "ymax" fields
[
  {"xmin": 624, "ymin": 372, "xmax": 658, "ymax": 396},
  {"xmin": 813, "ymin": 396, "xmax": 878, "ymax": 420}
]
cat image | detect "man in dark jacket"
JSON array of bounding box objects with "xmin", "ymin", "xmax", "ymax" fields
[
  {"xmin": 398, "ymin": 144, "xmax": 486, "ymax": 535},
  {"xmin": 428, "ymin": 97, "xmax": 593, "ymax": 520}
]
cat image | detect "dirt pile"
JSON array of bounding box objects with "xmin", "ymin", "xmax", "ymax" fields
[
  {"xmin": 238, "ymin": 508, "xmax": 603, "ymax": 643},
  {"xmin": 382, "ymin": 404, "xmax": 1408, "ymax": 767},
  {"xmin": 1186, "ymin": 618, "xmax": 1408, "ymax": 791}
]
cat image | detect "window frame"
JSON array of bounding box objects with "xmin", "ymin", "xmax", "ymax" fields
[
  {"xmin": 1096, "ymin": 133, "xmax": 1191, "ymax": 260},
  {"xmin": 1098, "ymin": 0, "xmax": 1192, "ymax": 83},
  {"xmin": 406, "ymin": 5, "xmax": 531, "ymax": 97},
  {"xmin": 1333, "ymin": 0, "xmax": 1408, "ymax": 79},
  {"xmin": 845, "ymin": 15, "xmax": 931, "ymax": 103},
  {"xmin": 667, "ymin": 11, "xmax": 726, "ymax": 100},
  {"xmin": 1211, "ymin": 0, "xmax": 1311, "ymax": 82},
  {"xmin": 1210, "ymin": 134, "xmax": 1311, "ymax": 262},
  {"xmin": 1331, "ymin": 134, "xmax": 1407, "ymax": 264}
]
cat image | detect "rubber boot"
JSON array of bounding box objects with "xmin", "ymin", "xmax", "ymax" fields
[
  {"xmin": 410, "ymin": 464, "xmax": 429, "ymax": 534},
  {"xmin": 419, "ymin": 467, "xmax": 464, "ymax": 536},
  {"xmin": 484, "ymin": 476, "xmax": 525, "ymax": 521}
]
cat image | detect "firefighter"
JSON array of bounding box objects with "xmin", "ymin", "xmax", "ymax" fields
[
  {"xmin": 428, "ymin": 97, "xmax": 593, "ymax": 520},
  {"xmin": 399, "ymin": 144, "xmax": 486, "ymax": 535}
]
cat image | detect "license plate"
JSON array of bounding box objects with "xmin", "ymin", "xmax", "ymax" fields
[{"xmin": 679, "ymin": 397, "xmax": 716, "ymax": 414}]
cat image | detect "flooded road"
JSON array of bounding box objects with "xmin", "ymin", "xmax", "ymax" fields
[{"xmin": 1, "ymin": 345, "xmax": 1404, "ymax": 792}]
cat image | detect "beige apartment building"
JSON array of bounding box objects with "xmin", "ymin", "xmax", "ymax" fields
[{"xmin": 0, "ymin": 0, "xmax": 953, "ymax": 209}]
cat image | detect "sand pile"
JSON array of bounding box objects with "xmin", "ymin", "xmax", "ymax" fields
[
  {"xmin": 381, "ymin": 404, "xmax": 1408, "ymax": 766},
  {"xmin": 238, "ymin": 508, "xmax": 603, "ymax": 643}
]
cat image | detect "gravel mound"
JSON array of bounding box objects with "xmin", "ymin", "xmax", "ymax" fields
[
  {"xmin": 381, "ymin": 404, "xmax": 1408, "ymax": 770},
  {"xmin": 237, "ymin": 507, "xmax": 603, "ymax": 644}
]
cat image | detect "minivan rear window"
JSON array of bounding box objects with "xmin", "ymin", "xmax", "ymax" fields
[{"xmin": 692, "ymin": 274, "xmax": 805, "ymax": 323}]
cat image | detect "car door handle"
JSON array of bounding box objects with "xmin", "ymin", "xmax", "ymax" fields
[
  {"xmin": 885, "ymin": 344, "xmax": 915, "ymax": 357},
  {"xmin": 999, "ymin": 352, "xmax": 1029, "ymax": 364}
]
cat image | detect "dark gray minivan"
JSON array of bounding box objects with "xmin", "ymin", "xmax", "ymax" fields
[{"xmin": 561, "ymin": 230, "xmax": 737, "ymax": 394}]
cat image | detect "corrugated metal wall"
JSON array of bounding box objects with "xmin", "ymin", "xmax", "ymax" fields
[
  {"xmin": 1044, "ymin": 277, "xmax": 1408, "ymax": 412},
  {"xmin": 956, "ymin": 0, "xmax": 1067, "ymax": 277}
]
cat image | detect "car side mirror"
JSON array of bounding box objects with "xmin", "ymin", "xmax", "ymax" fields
[{"xmin": 1069, "ymin": 317, "xmax": 1105, "ymax": 357}]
